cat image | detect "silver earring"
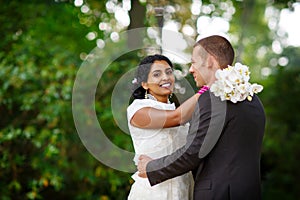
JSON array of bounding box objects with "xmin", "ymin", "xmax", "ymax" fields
[
  {"xmin": 145, "ymin": 90, "xmax": 148, "ymax": 99},
  {"xmin": 169, "ymin": 93, "xmax": 173, "ymax": 99}
]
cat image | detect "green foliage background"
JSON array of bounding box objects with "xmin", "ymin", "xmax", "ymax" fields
[{"xmin": 0, "ymin": 0, "xmax": 299, "ymax": 199}]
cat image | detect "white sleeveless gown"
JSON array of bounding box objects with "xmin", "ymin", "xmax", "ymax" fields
[{"xmin": 127, "ymin": 99, "xmax": 193, "ymax": 200}]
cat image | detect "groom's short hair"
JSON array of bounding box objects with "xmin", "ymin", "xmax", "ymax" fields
[{"xmin": 194, "ymin": 35, "xmax": 235, "ymax": 69}]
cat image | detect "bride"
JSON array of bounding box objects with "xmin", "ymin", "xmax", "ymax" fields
[{"xmin": 127, "ymin": 54, "xmax": 207, "ymax": 200}]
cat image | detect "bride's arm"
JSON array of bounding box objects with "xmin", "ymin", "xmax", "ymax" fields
[{"xmin": 130, "ymin": 93, "xmax": 201, "ymax": 129}]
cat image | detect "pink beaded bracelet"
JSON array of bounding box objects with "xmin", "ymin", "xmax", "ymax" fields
[{"xmin": 197, "ymin": 85, "xmax": 209, "ymax": 95}]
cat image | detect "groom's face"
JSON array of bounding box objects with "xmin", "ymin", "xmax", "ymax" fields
[{"xmin": 189, "ymin": 45, "xmax": 210, "ymax": 87}]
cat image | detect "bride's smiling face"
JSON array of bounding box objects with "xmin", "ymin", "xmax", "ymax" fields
[{"xmin": 142, "ymin": 60, "xmax": 175, "ymax": 103}]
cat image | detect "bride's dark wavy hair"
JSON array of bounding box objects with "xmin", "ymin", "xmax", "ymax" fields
[{"xmin": 129, "ymin": 54, "xmax": 180, "ymax": 106}]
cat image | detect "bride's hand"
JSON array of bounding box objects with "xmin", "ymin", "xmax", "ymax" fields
[{"xmin": 137, "ymin": 155, "xmax": 153, "ymax": 178}]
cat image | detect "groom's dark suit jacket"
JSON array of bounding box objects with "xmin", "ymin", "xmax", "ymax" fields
[{"xmin": 146, "ymin": 91, "xmax": 265, "ymax": 200}]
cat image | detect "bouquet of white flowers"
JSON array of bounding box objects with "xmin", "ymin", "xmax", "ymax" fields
[{"xmin": 210, "ymin": 62, "xmax": 263, "ymax": 103}]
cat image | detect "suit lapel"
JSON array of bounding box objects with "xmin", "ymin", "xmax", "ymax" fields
[{"xmin": 198, "ymin": 92, "xmax": 227, "ymax": 158}]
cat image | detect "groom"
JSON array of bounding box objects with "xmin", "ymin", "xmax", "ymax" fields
[{"xmin": 137, "ymin": 35, "xmax": 266, "ymax": 199}]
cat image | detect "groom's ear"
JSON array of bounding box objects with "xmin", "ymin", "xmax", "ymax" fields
[
  {"xmin": 208, "ymin": 55, "xmax": 219, "ymax": 70},
  {"xmin": 141, "ymin": 82, "xmax": 148, "ymax": 90},
  {"xmin": 207, "ymin": 55, "xmax": 214, "ymax": 69}
]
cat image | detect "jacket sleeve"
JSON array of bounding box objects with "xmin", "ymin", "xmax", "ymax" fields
[{"xmin": 146, "ymin": 91, "xmax": 213, "ymax": 186}]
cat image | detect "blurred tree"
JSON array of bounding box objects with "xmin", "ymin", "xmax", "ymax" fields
[
  {"xmin": 0, "ymin": 1, "xmax": 133, "ymax": 199},
  {"xmin": 260, "ymin": 46, "xmax": 300, "ymax": 199}
]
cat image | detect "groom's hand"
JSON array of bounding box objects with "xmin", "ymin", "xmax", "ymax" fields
[{"xmin": 137, "ymin": 155, "xmax": 153, "ymax": 178}]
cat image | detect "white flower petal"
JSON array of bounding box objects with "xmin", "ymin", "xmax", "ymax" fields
[{"xmin": 251, "ymin": 83, "xmax": 263, "ymax": 94}]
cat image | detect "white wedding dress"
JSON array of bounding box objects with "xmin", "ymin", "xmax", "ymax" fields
[{"xmin": 127, "ymin": 98, "xmax": 193, "ymax": 200}]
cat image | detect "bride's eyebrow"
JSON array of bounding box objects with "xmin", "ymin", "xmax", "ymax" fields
[{"xmin": 151, "ymin": 69, "xmax": 162, "ymax": 74}]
